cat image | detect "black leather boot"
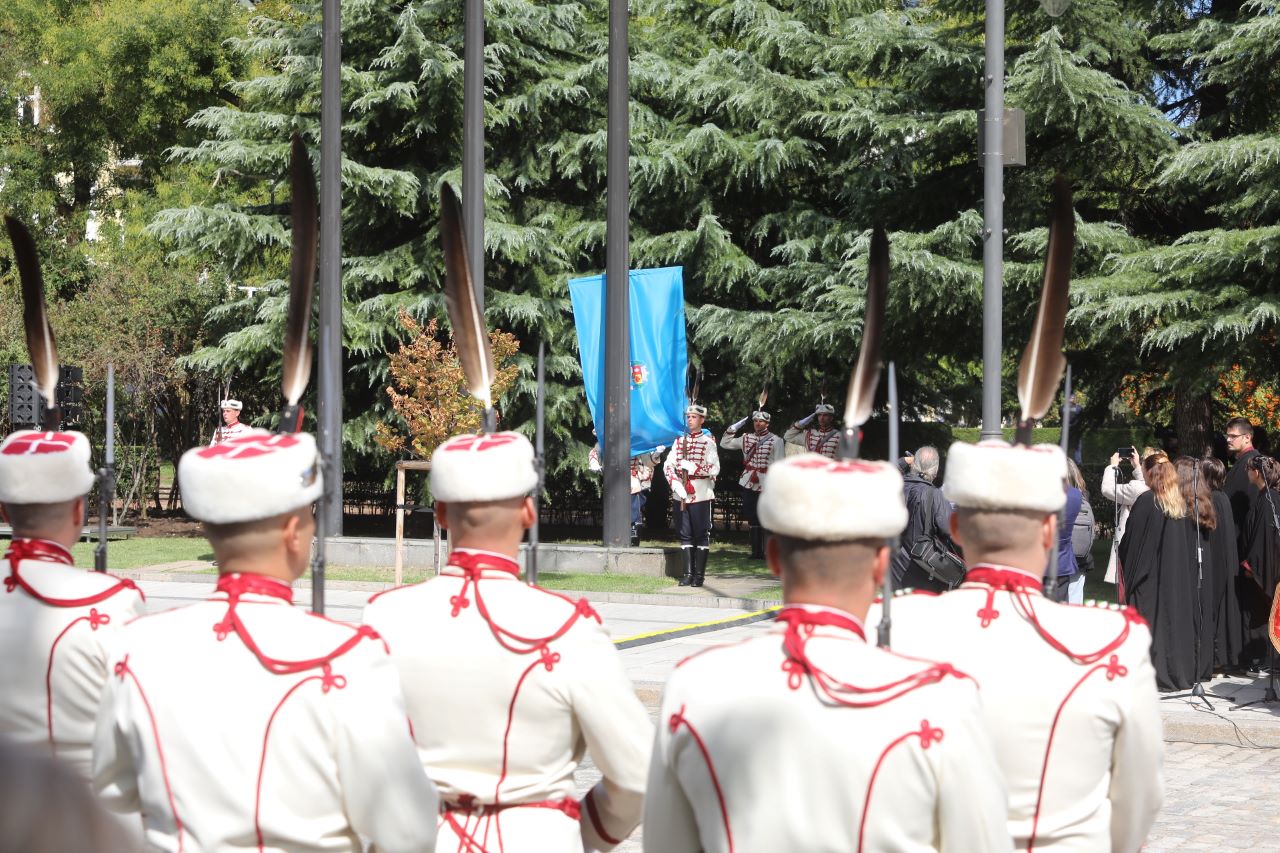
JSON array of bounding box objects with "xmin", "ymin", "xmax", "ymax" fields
[
  {"xmin": 678, "ymin": 548, "xmax": 694, "ymax": 586},
  {"xmin": 749, "ymin": 526, "xmax": 764, "ymax": 559},
  {"xmin": 691, "ymin": 548, "xmax": 708, "ymax": 587}
]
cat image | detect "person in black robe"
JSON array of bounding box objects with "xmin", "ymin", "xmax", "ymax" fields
[
  {"xmin": 1201, "ymin": 457, "xmax": 1243, "ymax": 672},
  {"xmin": 1223, "ymin": 417, "xmax": 1261, "ymax": 670},
  {"xmin": 1241, "ymin": 456, "xmax": 1280, "ymax": 670},
  {"xmin": 1119, "ymin": 453, "xmax": 1214, "ymax": 691}
]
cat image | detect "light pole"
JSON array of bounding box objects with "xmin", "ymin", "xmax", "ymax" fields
[{"xmin": 979, "ymin": 0, "xmax": 1005, "ymax": 442}]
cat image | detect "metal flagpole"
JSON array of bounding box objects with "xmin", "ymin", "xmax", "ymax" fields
[
  {"xmin": 602, "ymin": 0, "xmax": 630, "ymax": 547},
  {"xmin": 980, "ymin": 0, "xmax": 1005, "ymax": 442},
  {"xmin": 464, "ymin": 0, "xmax": 484, "ymax": 312},
  {"xmin": 95, "ymin": 363, "xmax": 115, "ymax": 572},
  {"xmin": 530, "ymin": 342, "xmax": 545, "ymax": 584}
]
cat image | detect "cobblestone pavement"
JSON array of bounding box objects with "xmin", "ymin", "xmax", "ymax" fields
[{"xmin": 578, "ymin": 741, "xmax": 1280, "ymax": 852}]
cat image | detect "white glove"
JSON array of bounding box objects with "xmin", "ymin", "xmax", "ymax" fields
[
  {"xmin": 728, "ymin": 415, "xmax": 749, "ymax": 433},
  {"xmin": 654, "ymin": 444, "xmax": 667, "ymax": 454},
  {"xmin": 796, "ymin": 412, "xmax": 816, "ymax": 428},
  {"xmin": 679, "ymin": 460, "xmax": 696, "ymax": 474}
]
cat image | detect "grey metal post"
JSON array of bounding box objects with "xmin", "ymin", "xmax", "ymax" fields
[
  {"xmin": 980, "ymin": 0, "xmax": 1005, "ymax": 441},
  {"xmin": 315, "ymin": 0, "xmax": 343, "ymax": 612},
  {"xmin": 464, "ymin": 0, "xmax": 485, "ymax": 311},
  {"xmin": 602, "ymin": 0, "xmax": 630, "ymax": 547}
]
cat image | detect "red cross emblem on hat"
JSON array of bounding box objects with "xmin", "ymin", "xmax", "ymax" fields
[
  {"xmin": 2, "ymin": 432, "xmax": 77, "ymax": 456},
  {"xmin": 444, "ymin": 433, "xmax": 520, "ymax": 452},
  {"xmin": 195, "ymin": 434, "xmax": 300, "ymax": 460},
  {"xmin": 791, "ymin": 457, "xmax": 878, "ymax": 474}
]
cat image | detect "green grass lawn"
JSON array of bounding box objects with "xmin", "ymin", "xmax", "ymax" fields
[{"xmin": 63, "ymin": 537, "xmax": 213, "ymax": 570}]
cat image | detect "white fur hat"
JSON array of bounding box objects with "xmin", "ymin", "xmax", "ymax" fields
[
  {"xmin": 758, "ymin": 453, "xmax": 907, "ymax": 541},
  {"xmin": 179, "ymin": 430, "xmax": 322, "ymax": 524},
  {"xmin": 431, "ymin": 431, "xmax": 538, "ymax": 503},
  {"xmin": 814, "ymin": 403, "xmax": 835, "ymax": 415},
  {"xmin": 220, "ymin": 399, "xmax": 243, "ymax": 411},
  {"xmin": 685, "ymin": 404, "xmax": 707, "ymax": 418},
  {"xmin": 0, "ymin": 431, "xmax": 95, "ymax": 504},
  {"xmin": 752, "ymin": 410, "xmax": 772, "ymax": 423},
  {"xmin": 943, "ymin": 440, "xmax": 1067, "ymax": 513}
]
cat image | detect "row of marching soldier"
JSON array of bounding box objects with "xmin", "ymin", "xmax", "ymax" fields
[{"xmin": 1, "ymin": 417, "xmax": 1170, "ymax": 852}]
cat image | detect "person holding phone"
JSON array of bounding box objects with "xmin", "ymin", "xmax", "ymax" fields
[{"xmin": 1102, "ymin": 446, "xmax": 1152, "ymax": 587}]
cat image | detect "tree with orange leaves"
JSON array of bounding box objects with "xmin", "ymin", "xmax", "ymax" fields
[{"xmin": 374, "ymin": 310, "xmax": 520, "ymax": 460}]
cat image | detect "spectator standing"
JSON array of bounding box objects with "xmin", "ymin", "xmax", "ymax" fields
[
  {"xmin": 1067, "ymin": 459, "xmax": 1095, "ymax": 605},
  {"xmin": 1102, "ymin": 447, "xmax": 1150, "ymax": 585},
  {"xmin": 1224, "ymin": 418, "xmax": 1265, "ymax": 671},
  {"xmin": 1119, "ymin": 452, "xmax": 1217, "ymax": 691},
  {"xmin": 891, "ymin": 446, "xmax": 961, "ymax": 592},
  {"xmin": 1241, "ymin": 455, "xmax": 1280, "ymax": 675},
  {"xmin": 1046, "ymin": 475, "xmax": 1083, "ymax": 603},
  {"xmin": 1201, "ymin": 457, "xmax": 1243, "ymax": 672}
]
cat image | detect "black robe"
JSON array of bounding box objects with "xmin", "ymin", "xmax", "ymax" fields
[
  {"xmin": 1119, "ymin": 491, "xmax": 1213, "ymax": 690},
  {"xmin": 1210, "ymin": 490, "xmax": 1245, "ymax": 670},
  {"xmin": 1241, "ymin": 488, "xmax": 1280, "ymax": 666}
]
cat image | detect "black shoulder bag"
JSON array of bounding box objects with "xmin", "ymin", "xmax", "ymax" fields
[{"xmin": 907, "ymin": 487, "xmax": 966, "ymax": 588}]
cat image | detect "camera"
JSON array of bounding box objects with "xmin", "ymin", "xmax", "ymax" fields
[{"xmin": 1116, "ymin": 446, "xmax": 1136, "ymax": 459}]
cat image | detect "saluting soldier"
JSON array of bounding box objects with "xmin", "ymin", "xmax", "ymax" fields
[
  {"xmin": 93, "ymin": 430, "xmax": 439, "ymax": 852},
  {"xmin": 721, "ymin": 409, "xmax": 783, "ymax": 559},
  {"xmin": 872, "ymin": 440, "xmax": 1164, "ymax": 853},
  {"xmin": 0, "ymin": 430, "xmax": 146, "ymax": 778},
  {"xmin": 664, "ymin": 404, "xmax": 720, "ymax": 587},
  {"xmin": 784, "ymin": 402, "xmax": 840, "ymax": 459},
  {"xmin": 363, "ymin": 430, "xmax": 652, "ymax": 852},
  {"xmin": 644, "ymin": 454, "xmax": 1012, "ymax": 852},
  {"xmin": 209, "ymin": 399, "xmax": 252, "ymax": 446}
]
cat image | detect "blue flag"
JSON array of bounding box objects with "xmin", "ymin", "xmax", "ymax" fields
[{"xmin": 569, "ymin": 267, "xmax": 687, "ymax": 456}]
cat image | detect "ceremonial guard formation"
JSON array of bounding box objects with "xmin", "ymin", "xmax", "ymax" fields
[
  {"xmin": 784, "ymin": 402, "xmax": 840, "ymax": 459},
  {"xmin": 720, "ymin": 406, "xmax": 783, "ymax": 559},
  {"xmin": 645, "ymin": 454, "xmax": 1011, "ymax": 851},
  {"xmin": 664, "ymin": 404, "xmax": 720, "ymax": 586},
  {"xmin": 365, "ymin": 432, "xmax": 651, "ymax": 852},
  {"xmin": 874, "ymin": 440, "xmax": 1164, "ymax": 852},
  {"xmin": 93, "ymin": 430, "xmax": 440, "ymax": 851},
  {"xmin": 209, "ymin": 399, "xmax": 252, "ymax": 446},
  {"xmin": 589, "ymin": 439, "xmax": 665, "ymax": 547},
  {"xmin": 0, "ymin": 429, "xmax": 146, "ymax": 778}
]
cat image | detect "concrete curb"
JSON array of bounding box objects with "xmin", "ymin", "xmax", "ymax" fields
[{"xmin": 113, "ymin": 570, "xmax": 779, "ymax": 610}]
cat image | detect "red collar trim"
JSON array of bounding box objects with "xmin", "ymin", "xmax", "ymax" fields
[
  {"xmin": 448, "ymin": 549, "xmax": 520, "ymax": 576},
  {"xmin": 777, "ymin": 605, "xmax": 866, "ymax": 640},
  {"xmin": 4, "ymin": 538, "xmax": 141, "ymax": 606},
  {"xmin": 215, "ymin": 572, "xmax": 294, "ymax": 603},
  {"xmin": 963, "ymin": 565, "xmax": 1043, "ymax": 594},
  {"xmin": 4, "ymin": 538, "xmax": 74, "ymax": 566}
]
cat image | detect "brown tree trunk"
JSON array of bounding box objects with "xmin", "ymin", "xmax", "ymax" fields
[{"xmin": 1174, "ymin": 385, "xmax": 1214, "ymax": 458}]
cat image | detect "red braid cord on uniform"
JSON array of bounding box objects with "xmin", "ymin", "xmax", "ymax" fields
[
  {"xmin": 4, "ymin": 538, "xmax": 143, "ymax": 605},
  {"xmin": 211, "ymin": 573, "xmax": 378, "ymax": 675},
  {"xmin": 776, "ymin": 607, "xmax": 968, "ymax": 708},
  {"xmin": 668, "ymin": 705, "xmax": 734, "ymax": 853},
  {"xmin": 963, "ymin": 566, "xmax": 1141, "ymax": 665},
  {"xmin": 445, "ymin": 551, "xmax": 600, "ymax": 656},
  {"xmin": 46, "ymin": 608, "xmax": 111, "ymax": 748},
  {"xmin": 857, "ymin": 721, "xmax": 945, "ymax": 852}
]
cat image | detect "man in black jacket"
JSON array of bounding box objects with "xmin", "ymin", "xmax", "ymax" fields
[
  {"xmin": 1223, "ymin": 417, "xmax": 1268, "ymax": 673},
  {"xmin": 891, "ymin": 445, "xmax": 961, "ymax": 592}
]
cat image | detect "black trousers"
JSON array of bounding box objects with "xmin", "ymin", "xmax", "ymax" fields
[
  {"xmin": 675, "ymin": 500, "xmax": 712, "ymax": 547},
  {"xmin": 741, "ymin": 488, "xmax": 761, "ymax": 526}
]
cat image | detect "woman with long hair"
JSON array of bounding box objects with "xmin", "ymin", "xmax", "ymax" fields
[
  {"xmin": 1242, "ymin": 455, "xmax": 1280, "ymax": 671},
  {"xmin": 1201, "ymin": 457, "xmax": 1243, "ymax": 672},
  {"xmin": 1119, "ymin": 452, "xmax": 1217, "ymax": 690},
  {"xmin": 1065, "ymin": 459, "xmax": 1095, "ymax": 605}
]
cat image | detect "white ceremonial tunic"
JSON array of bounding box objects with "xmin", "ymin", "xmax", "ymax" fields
[
  {"xmin": 0, "ymin": 539, "xmax": 145, "ymax": 778},
  {"xmin": 664, "ymin": 432, "xmax": 720, "ymax": 503},
  {"xmin": 630, "ymin": 451, "xmax": 660, "ymax": 494},
  {"xmin": 364, "ymin": 549, "xmax": 652, "ymax": 852},
  {"xmin": 719, "ymin": 430, "xmax": 783, "ymax": 491},
  {"xmin": 870, "ymin": 566, "xmax": 1163, "ymax": 853},
  {"xmin": 93, "ymin": 572, "xmax": 438, "ymax": 853},
  {"xmin": 644, "ymin": 604, "xmax": 1012, "ymax": 853},
  {"xmin": 783, "ymin": 424, "xmax": 840, "ymax": 459},
  {"xmin": 209, "ymin": 420, "xmax": 254, "ymax": 446}
]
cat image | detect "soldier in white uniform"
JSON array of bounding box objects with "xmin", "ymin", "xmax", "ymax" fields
[
  {"xmin": 364, "ymin": 431, "xmax": 651, "ymax": 852},
  {"xmin": 784, "ymin": 402, "xmax": 840, "ymax": 459},
  {"xmin": 664, "ymin": 405, "xmax": 720, "ymax": 587},
  {"xmin": 93, "ymin": 430, "xmax": 439, "ymax": 852},
  {"xmin": 209, "ymin": 398, "xmax": 252, "ymax": 446},
  {"xmin": 874, "ymin": 440, "xmax": 1164, "ymax": 853},
  {"xmin": 0, "ymin": 429, "xmax": 146, "ymax": 778},
  {"xmin": 644, "ymin": 454, "xmax": 1012, "ymax": 852},
  {"xmin": 720, "ymin": 409, "xmax": 783, "ymax": 559},
  {"xmin": 589, "ymin": 437, "xmax": 665, "ymax": 547}
]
